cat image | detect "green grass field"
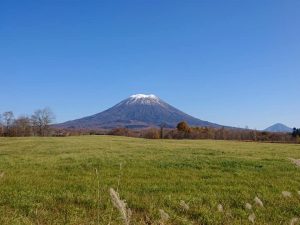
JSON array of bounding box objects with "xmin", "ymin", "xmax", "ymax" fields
[{"xmin": 0, "ymin": 136, "xmax": 299, "ymax": 225}]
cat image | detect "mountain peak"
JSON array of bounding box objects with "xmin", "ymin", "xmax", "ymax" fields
[
  {"xmin": 126, "ymin": 94, "xmax": 161, "ymax": 105},
  {"xmin": 264, "ymin": 123, "xmax": 292, "ymax": 133},
  {"xmin": 130, "ymin": 94, "xmax": 158, "ymax": 99}
]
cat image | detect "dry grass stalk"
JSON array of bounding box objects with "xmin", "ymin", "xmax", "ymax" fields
[
  {"xmin": 248, "ymin": 213, "xmax": 256, "ymax": 224},
  {"xmin": 217, "ymin": 204, "xmax": 224, "ymax": 212},
  {"xmin": 109, "ymin": 188, "xmax": 132, "ymax": 225},
  {"xmin": 95, "ymin": 168, "xmax": 101, "ymax": 225},
  {"xmin": 245, "ymin": 203, "xmax": 252, "ymax": 210},
  {"xmin": 297, "ymin": 191, "xmax": 300, "ymax": 196},
  {"xmin": 254, "ymin": 196, "xmax": 263, "ymax": 207},
  {"xmin": 0, "ymin": 172, "xmax": 4, "ymax": 178},
  {"xmin": 282, "ymin": 191, "xmax": 292, "ymax": 198},
  {"xmin": 290, "ymin": 217, "xmax": 299, "ymax": 225},
  {"xmin": 179, "ymin": 200, "xmax": 189, "ymax": 211},
  {"xmin": 288, "ymin": 158, "xmax": 300, "ymax": 168},
  {"xmin": 159, "ymin": 209, "xmax": 170, "ymax": 222}
]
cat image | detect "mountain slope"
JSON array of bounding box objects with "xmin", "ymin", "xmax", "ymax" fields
[
  {"xmin": 264, "ymin": 123, "xmax": 293, "ymax": 133},
  {"xmin": 56, "ymin": 94, "xmax": 222, "ymax": 129}
]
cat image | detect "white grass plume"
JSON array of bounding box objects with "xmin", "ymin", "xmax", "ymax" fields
[
  {"xmin": 288, "ymin": 158, "xmax": 300, "ymax": 168},
  {"xmin": 298, "ymin": 191, "xmax": 300, "ymax": 196},
  {"xmin": 217, "ymin": 204, "xmax": 224, "ymax": 212},
  {"xmin": 254, "ymin": 196, "xmax": 263, "ymax": 207},
  {"xmin": 245, "ymin": 203, "xmax": 252, "ymax": 210},
  {"xmin": 282, "ymin": 191, "xmax": 292, "ymax": 198},
  {"xmin": 248, "ymin": 213, "xmax": 256, "ymax": 224},
  {"xmin": 290, "ymin": 217, "xmax": 299, "ymax": 225},
  {"xmin": 179, "ymin": 200, "xmax": 189, "ymax": 211},
  {"xmin": 109, "ymin": 188, "xmax": 132, "ymax": 225},
  {"xmin": 159, "ymin": 209, "xmax": 169, "ymax": 222}
]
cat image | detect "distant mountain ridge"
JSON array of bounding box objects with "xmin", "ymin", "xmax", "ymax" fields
[
  {"xmin": 56, "ymin": 94, "xmax": 223, "ymax": 129},
  {"xmin": 264, "ymin": 123, "xmax": 293, "ymax": 133}
]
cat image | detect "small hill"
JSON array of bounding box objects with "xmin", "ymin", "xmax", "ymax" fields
[{"xmin": 264, "ymin": 123, "xmax": 293, "ymax": 133}]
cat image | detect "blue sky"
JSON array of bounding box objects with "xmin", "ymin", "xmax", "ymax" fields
[{"xmin": 0, "ymin": 0, "xmax": 299, "ymax": 129}]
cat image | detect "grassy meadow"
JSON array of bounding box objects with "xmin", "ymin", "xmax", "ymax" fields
[{"xmin": 0, "ymin": 136, "xmax": 299, "ymax": 225}]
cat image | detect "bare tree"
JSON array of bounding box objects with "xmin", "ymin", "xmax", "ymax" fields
[
  {"xmin": 14, "ymin": 116, "xmax": 32, "ymax": 137},
  {"xmin": 2, "ymin": 111, "xmax": 15, "ymax": 136},
  {"xmin": 31, "ymin": 108, "xmax": 55, "ymax": 136}
]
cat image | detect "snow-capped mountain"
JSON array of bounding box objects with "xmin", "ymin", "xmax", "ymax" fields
[
  {"xmin": 264, "ymin": 123, "xmax": 293, "ymax": 133},
  {"xmin": 56, "ymin": 94, "xmax": 222, "ymax": 129}
]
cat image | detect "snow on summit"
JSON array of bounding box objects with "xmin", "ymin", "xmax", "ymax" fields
[
  {"xmin": 130, "ymin": 94, "xmax": 157, "ymax": 99},
  {"xmin": 127, "ymin": 94, "xmax": 160, "ymax": 105}
]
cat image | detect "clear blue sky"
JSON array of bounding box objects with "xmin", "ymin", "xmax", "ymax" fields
[{"xmin": 1, "ymin": 0, "xmax": 299, "ymax": 129}]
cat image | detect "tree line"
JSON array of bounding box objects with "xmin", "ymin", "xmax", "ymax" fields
[
  {"xmin": 171, "ymin": 121, "xmax": 298, "ymax": 143},
  {"xmin": 0, "ymin": 108, "xmax": 55, "ymax": 137},
  {"xmin": 1, "ymin": 111, "xmax": 299, "ymax": 144},
  {"xmin": 108, "ymin": 121, "xmax": 300, "ymax": 144}
]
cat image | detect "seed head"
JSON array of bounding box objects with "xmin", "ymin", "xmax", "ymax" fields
[
  {"xmin": 248, "ymin": 213, "xmax": 256, "ymax": 224},
  {"xmin": 282, "ymin": 191, "xmax": 292, "ymax": 198},
  {"xmin": 179, "ymin": 200, "xmax": 189, "ymax": 211},
  {"xmin": 109, "ymin": 188, "xmax": 131, "ymax": 225},
  {"xmin": 159, "ymin": 209, "xmax": 169, "ymax": 222},
  {"xmin": 288, "ymin": 158, "xmax": 300, "ymax": 168},
  {"xmin": 290, "ymin": 217, "xmax": 299, "ymax": 225},
  {"xmin": 245, "ymin": 203, "xmax": 252, "ymax": 210},
  {"xmin": 254, "ymin": 196, "xmax": 263, "ymax": 207},
  {"xmin": 217, "ymin": 204, "xmax": 224, "ymax": 212}
]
